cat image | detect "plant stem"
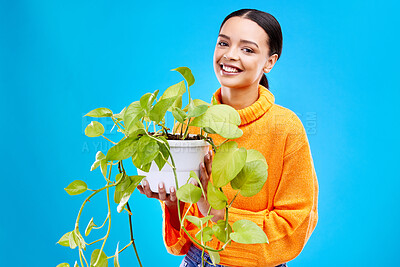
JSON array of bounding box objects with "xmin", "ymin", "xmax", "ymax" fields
[
  {"xmin": 182, "ymin": 118, "xmax": 192, "ymax": 140},
  {"xmin": 94, "ymin": 171, "xmax": 112, "ymax": 267},
  {"xmin": 74, "ymin": 183, "xmax": 115, "ymax": 230},
  {"xmin": 79, "ymin": 248, "xmax": 86, "ymax": 267},
  {"xmin": 111, "ymin": 117, "xmax": 124, "ymax": 131},
  {"xmin": 93, "ymin": 213, "xmax": 109, "ymax": 230},
  {"xmin": 164, "ymin": 144, "xmax": 224, "ymax": 253},
  {"xmin": 87, "ymin": 237, "xmax": 105, "ymax": 246},
  {"xmin": 127, "ymin": 203, "xmax": 143, "ymax": 267},
  {"xmin": 228, "ymin": 191, "xmax": 240, "ymax": 208},
  {"xmin": 106, "ymin": 240, "xmax": 133, "ymax": 259},
  {"xmin": 101, "ymin": 135, "xmax": 117, "ymax": 145}
]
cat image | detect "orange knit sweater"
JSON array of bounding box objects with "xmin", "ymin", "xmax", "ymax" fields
[{"xmin": 160, "ymin": 85, "xmax": 318, "ymax": 267}]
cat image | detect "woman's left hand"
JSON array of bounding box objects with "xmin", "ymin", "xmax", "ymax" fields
[{"xmin": 192, "ymin": 150, "xmax": 225, "ymax": 222}]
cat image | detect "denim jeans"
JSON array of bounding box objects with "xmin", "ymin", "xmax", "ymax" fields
[{"xmin": 180, "ymin": 244, "xmax": 288, "ymax": 267}]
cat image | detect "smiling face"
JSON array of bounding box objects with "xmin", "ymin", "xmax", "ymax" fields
[{"xmin": 213, "ymin": 16, "xmax": 277, "ymax": 90}]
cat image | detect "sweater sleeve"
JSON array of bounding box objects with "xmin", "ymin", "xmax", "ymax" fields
[
  {"xmin": 227, "ymin": 125, "xmax": 318, "ymax": 265},
  {"xmin": 160, "ymin": 199, "xmax": 203, "ymax": 255}
]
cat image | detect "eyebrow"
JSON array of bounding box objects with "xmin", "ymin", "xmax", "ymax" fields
[{"xmin": 218, "ymin": 34, "xmax": 259, "ymax": 48}]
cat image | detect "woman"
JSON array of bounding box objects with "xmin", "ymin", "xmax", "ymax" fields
[{"xmin": 138, "ymin": 9, "xmax": 318, "ymax": 267}]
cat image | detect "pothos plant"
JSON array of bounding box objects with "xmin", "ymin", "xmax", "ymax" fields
[{"xmin": 57, "ymin": 67, "xmax": 269, "ymax": 267}]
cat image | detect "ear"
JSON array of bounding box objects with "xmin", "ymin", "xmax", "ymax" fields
[{"xmin": 263, "ymin": 54, "xmax": 278, "ymax": 73}]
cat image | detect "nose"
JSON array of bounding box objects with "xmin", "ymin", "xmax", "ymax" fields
[{"xmin": 223, "ymin": 47, "xmax": 239, "ymax": 61}]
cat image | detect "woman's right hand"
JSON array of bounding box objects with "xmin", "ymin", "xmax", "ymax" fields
[{"xmin": 137, "ymin": 180, "xmax": 177, "ymax": 208}]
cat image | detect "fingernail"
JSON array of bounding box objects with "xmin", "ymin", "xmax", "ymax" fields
[
  {"xmin": 142, "ymin": 180, "xmax": 147, "ymax": 186},
  {"xmin": 159, "ymin": 183, "xmax": 164, "ymax": 189},
  {"xmin": 170, "ymin": 187, "xmax": 175, "ymax": 193}
]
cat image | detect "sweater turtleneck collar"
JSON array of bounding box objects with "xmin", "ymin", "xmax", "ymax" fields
[{"xmin": 212, "ymin": 84, "xmax": 275, "ymax": 126}]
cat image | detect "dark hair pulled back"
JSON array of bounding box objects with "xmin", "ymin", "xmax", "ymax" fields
[{"xmin": 219, "ymin": 9, "xmax": 283, "ymax": 90}]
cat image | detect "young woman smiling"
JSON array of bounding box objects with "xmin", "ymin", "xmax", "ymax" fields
[{"xmin": 138, "ymin": 9, "xmax": 318, "ymax": 267}]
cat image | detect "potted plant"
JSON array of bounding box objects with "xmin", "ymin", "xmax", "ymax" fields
[{"xmin": 57, "ymin": 67, "xmax": 270, "ymax": 267}]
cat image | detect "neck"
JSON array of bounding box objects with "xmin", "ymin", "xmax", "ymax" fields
[{"xmin": 220, "ymin": 83, "xmax": 259, "ymax": 110}]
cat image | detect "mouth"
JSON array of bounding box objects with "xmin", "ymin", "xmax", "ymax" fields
[{"xmin": 219, "ymin": 63, "xmax": 243, "ymax": 75}]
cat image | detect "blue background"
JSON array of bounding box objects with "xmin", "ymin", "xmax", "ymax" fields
[{"xmin": 1, "ymin": 0, "xmax": 399, "ymax": 266}]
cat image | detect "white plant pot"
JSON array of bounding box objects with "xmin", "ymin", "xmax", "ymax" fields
[{"xmin": 137, "ymin": 137, "xmax": 209, "ymax": 193}]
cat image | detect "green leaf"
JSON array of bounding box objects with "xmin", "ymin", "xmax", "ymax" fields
[
  {"xmin": 140, "ymin": 90, "xmax": 159, "ymax": 113},
  {"xmin": 100, "ymin": 159, "xmax": 107, "ymax": 178},
  {"xmin": 207, "ymin": 182, "xmax": 227, "ymax": 210},
  {"xmin": 190, "ymin": 104, "xmax": 242, "ymax": 139},
  {"xmin": 195, "ymin": 226, "xmax": 213, "ymax": 243},
  {"xmin": 84, "ymin": 108, "xmax": 113, "ymax": 118},
  {"xmin": 114, "ymin": 173, "xmax": 130, "ymax": 204},
  {"xmin": 69, "ymin": 229, "xmax": 85, "ymax": 250},
  {"xmin": 188, "ymin": 171, "xmax": 206, "ymax": 198},
  {"xmin": 114, "ymin": 242, "xmax": 120, "ymax": 267},
  {"xmin": 124, "ymin": 101, "xmax": 145, "ymax": 132},
  {"xmin": 126, "ymin": 120, "xmax": 145, "ymax": 136},
  {"xmin": 129, "ymin": 175, "xmax": 146, "ymax": 188},
  {"xmin": 113, "ymin": 107, "xmax": 126, "ymax": 120},
  {"xmin": 211, "ymin": 95, "xmax": 218, "ymax": 105},
  {"xmin": 231, "ymin": 149, "xmax": 268, "ymax": 197},
  {"xmin": 230, "ymin": 220, "xmax": 269, "ymax": 244},
  {"xmin": 183, "ymin": 99, "xmax": 210, "ymax": 112},
  {"xmin": 132, "ymin": 154, "xmax": 152, "ymax": 172},
  {"xmin": 149, "ymin": 97, "xmax": 176, "ymax": 124},
  {"xmin": 57, "ymin": 231, "xmax": 71, "ymax": 247},
  {"xmin": 176, "ymin": 183, "xmax": 202, "ymax": 203},
  {"xmin": 85, "ymin": 217, "xmax": 97, "ymax": 236},
  {"xmin": 212, "ymin": 141, "xmax": 247, "ymax": 187},
  {"xmin": 230, "ymin": 160, "xmax": 268, "ymax": 197},
  {"xmin": 64, "ymin": 180, "xmax": 88, "ymax": 195},
  {"xmin": 154, "ymin": 136, "xmax": 170, "ymax": 171},
  {"xmin": 137, "ymin": 135, "xmax": 159, "ymax": 165},
  {"xmin": 68, "ymin": 230, "xmax": 77, "ymax": 249},
  {"xmin": 212, "ymin": 220, "xmax": 232, "ymax": 244},
  {"xmin": 85, "ymin": 121, "xmax": 105, "ymax": 137},
  {"xmin": 91, "ymin": 151, "xmax": 106, "ymax": 171},
  {"xmin": 185, "ymin": 215, "xmax": 214, "ymax": 228},
  {"xmin": 171, "ymin": 107, "xmax": 187, "ymax": 123},
  {"xmin": 208, "ymin": 250, "xmax": 220, "ymax": 265},
  {"xmin": 160, "ymin": 81, "xmax": 186, "ymax": 100},
  {"xmin": 106, "ymin": 137, "xmax": 138, "ymax": 161},
  {"xmin": 56, "ymin": 263, "xmax": 70, "ymax": 267},
  {"xmin": 90, "ymin": 249, "xmax": 108, "ymax": 267},
  {"xmin": 245, "ymin": 149, "xmax": 268, "ymax": 168},
  {"xmin": 203, "ymin": 127, "xmax": 217, "ymax": 135},
  {"xmin": 187, "ymin": 102, "xmax": 208, "ymax": 118},
  {"xmin": 160, "ymin": 81, "xmax": 186, "ymax": 110},
  {"xmin": 117, "ymin": 182, "xmax": 137, "ymax": 213},
  {"xmin": 73, "ymin": 229, "xmax": 86, "ymax": 250},
  {"xmin": 172, "ymin": 67, "xmax": 195, "ymax": 87}
]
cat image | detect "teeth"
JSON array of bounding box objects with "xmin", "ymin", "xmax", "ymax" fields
[{"xmin": 222, "ymin": 65, "xmax": 240, "ymax": 73}]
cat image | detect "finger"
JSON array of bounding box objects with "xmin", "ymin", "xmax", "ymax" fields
[
  {"xmin": 137, "ymin": 185, "xmax": 144, "ymax": 194},
  {"xmin": 200, "ymin": 162, "xmax": 209, "ymax": 189},
  {"xmin": 158, "ymin": 182, "xmax": 167, "ymax": 201},
  {"xmin": 169, "ymin": 186, "xmax": 177, "ymax": 202},
  {"xmin": 205, "ymin": 150, "xmax": 213, "ymax": 175},
  {"xmin": 142, "ymin": 179, "xmax": 156, "ymax": 198}
]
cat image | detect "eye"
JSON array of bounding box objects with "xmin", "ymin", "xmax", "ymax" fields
[
  {"xmin": 217, "ymin": 41, "xmax": 228, "ymax": 47},
  {"xmin": 242, "ymin": 48, "xmax": 254, "ymax": 53}
]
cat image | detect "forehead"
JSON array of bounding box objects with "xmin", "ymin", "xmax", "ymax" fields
[{"xmin": 219, "ymin": 17, "xmax": 269, "ymax": 46}]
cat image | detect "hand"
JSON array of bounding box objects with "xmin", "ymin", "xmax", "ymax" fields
[
  {"xmin": 192, "ymin": 150, "xmax": 225, "ymax": 222},
  {"xmin": 137, "ymin": 180, "xmax": 177, "ymax": 208}
]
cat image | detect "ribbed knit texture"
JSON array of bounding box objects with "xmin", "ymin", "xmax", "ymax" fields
[{"xmin": 160, "ymin": 85, "xmax": 318, "ymax": 267}]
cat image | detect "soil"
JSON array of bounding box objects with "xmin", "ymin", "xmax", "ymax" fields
[{"xmin": 148, "ymin": 132, "xmax": 204, "ymax": 140}]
